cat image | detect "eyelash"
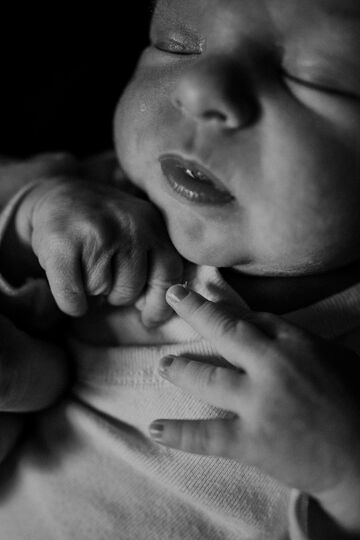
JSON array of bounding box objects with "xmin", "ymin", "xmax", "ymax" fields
[
  {"xmin": 153, "ymin": 40, "xmax": 201, "ymax": 56},
  {"xmin": 281, "ymin": 70, "xmax": 358, "ymax": 101}
]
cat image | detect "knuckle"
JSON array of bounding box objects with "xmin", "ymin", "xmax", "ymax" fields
[
  {"xmin": 197, "ymin": 422, "xmax": 213, "ymax": 454},
  {"xmin": 178, "ymin": 422, "xmax": 193, "ymax": 452}
]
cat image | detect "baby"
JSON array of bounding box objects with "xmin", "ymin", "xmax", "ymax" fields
[{"xmin": 0, "ymin": 0, "xmax": 360, "ymax": 538}]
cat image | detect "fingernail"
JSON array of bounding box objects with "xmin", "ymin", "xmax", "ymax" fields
[
  {"xmin": 149, "ymin": 422, "xmax": 164, "ymax": 439},
  {"xmin": 166, "ymin": 285, "xmax": 189, "ymax": 304},
  {"xmin": 159, "ymin": 355, "xmax": 175, "ymax": 377}
]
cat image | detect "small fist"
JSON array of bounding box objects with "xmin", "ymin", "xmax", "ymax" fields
[{"xmin": 15, "ymin": 179, "xmax": 184, "ymax": 327}]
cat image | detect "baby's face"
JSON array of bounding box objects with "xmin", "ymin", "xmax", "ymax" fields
[{"xmin": 114, "ymin": 0, "xmax": 360, "ymax": 276}]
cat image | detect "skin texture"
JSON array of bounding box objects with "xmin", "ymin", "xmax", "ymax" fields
[{"xmin": 114, "ymin": 0, "xmax": 360, "ymax": 280}]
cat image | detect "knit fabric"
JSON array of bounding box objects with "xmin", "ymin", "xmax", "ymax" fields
[{"xmin": 0, "ymin": 188, "xmax": 359, "ymax": 539}]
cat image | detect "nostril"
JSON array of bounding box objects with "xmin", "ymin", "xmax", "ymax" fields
[{"xmin": 171, "ymin": 56, "xmax": 259, "ymax": 130}]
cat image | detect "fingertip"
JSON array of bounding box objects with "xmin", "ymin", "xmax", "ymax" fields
[
  {"xmin": 149, "ymin": 421, "xmax": 164, "ymax": 441},
  {"xmin": 140, "ymin": 298, "xmax": 174, "ymax": 329},
  {"xmin": 141, "ymin": 318, "xmax": 162, "ymax": 329},
  {"xmin": 59, "ymin": 296, "xmax": 88, "ymax": 318},
  {"xmin": 158, "ymin": 355, "xmax": 176, "ymax": 377},
  {"xmin": 166, "ymin": 284, "xmax": 190, "ymax": 305}
]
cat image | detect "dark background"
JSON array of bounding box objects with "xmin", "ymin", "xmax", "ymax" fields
[{"xmin": 0, "ymin": 5, "xmax": 151, "ymax": 158}]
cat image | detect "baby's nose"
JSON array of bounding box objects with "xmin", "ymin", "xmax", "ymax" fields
[{"xmin": 171, "ymin": 55, "xmax": 258, "ymax": 130}]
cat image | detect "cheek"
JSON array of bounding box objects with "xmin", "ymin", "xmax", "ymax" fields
[
  {"xmin": 114, "ymin": 79, "xmax": 173, "ymax": 183},
  {"xmin": 114, "ymin": 87, "xmax": 147, "ymax": 177}
]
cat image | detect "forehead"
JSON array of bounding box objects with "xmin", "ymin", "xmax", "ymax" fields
[
  {"xmin": 152, "ymin": 0, "xmax": 360, "ymax": 55},
  {"xmin": 152, "ymin": 0, "xmax": 360, "ymax": 25}
]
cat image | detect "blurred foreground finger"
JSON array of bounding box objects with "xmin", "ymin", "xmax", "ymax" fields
[{"xmin": 149, "ymin": 418, "xmax": 241, "ymax": 458}]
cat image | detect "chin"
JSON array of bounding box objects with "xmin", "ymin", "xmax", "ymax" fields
[{"xmin": 168, "ymin": 230, "xmax": 247, "ymax": 268}]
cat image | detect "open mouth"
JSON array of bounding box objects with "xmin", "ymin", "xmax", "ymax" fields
[{"xmin": 159, "ymin": 155, "xmax": 235, "ymax": 205}]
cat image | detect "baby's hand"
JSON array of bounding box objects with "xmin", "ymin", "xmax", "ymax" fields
[
  {"xmin": 14, "ymin": 179, "xmax": 184, "ymax": 327},
  {"xmin": 150, "ymin": 285, "xmax": 360, "ymax": 535}
]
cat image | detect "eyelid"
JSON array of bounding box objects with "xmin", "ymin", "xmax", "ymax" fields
[
  {"xmin": 152, "ymin": 29, "xmax": 204, "ymax": 56},
  {"xmin": 154, "ymin": 37, "xmax": 202, "ymax": 55},
  {"xmin": 282, "ymin": 69, "xmax": 360, "ymax": 101}
]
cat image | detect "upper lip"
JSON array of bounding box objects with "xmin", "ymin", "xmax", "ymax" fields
[{"xmin": 159, "ymin": 153, "xmax": 233, "ymax": 195}]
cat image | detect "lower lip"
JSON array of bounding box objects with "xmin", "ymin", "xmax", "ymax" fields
[{"xmin": 160, "ymin": 157, "xmax": 235, "ymax": 206}]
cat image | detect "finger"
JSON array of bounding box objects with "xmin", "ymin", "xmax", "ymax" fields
[
  {"xmin": 149, "ymin": 418, "xmax": 242, "ymax": 458},
  {"xmin": 166, "ymin": 285, "xmax": 269, "ymax": 371},
  {"xmin": 140, "ymin": 248, "xmax": 184, "ymax": 328},
  {"xmin": 83, "ymin": 253, "xmax": 113, "ymax": 297},
  {"xmin": 42, "ymin": 247, "xmax": 88, "ymax": 317},
  {"xmin": 159, "ymin": 355, "xmax": 246, "ymax": 411},
  {"xmin": 107, "ymin": 249, "xmax": 147, "ymax": 306},
  {"xmin": 0, "ymin": 313, "xmax": 68, "ymax": 412},
  {"xmin": 0, "ymin": 414, "xmax": 23, "ymax": 463}
]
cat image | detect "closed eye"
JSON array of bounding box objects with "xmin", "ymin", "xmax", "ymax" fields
[
  {"xmin": 153, "ymin": 39, "xmax": 202, "ymax": 56},
  {"xmin": 282, "ymin": 70, "xmax": 360, "ymax": 101}
]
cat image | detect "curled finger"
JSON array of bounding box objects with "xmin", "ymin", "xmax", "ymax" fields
[
  {"xmin": 108, "ymin": 249, "xmax": 147, "ymax": 306},
  {"xmin": 140, "ymin": 247, "xmax": 184, "ymax": 328}
]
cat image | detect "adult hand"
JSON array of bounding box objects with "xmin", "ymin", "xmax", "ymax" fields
[
  {"xmin": 149, "ymin": 285, "xmax": 360, "ymax": 536},
  {"xmin": 0, "ymin": 313, "xmax": 68, "ymax": 462}
]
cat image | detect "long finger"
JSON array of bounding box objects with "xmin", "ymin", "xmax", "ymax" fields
[
  {"xmin": 166, "ymin": 285, "xmax": 269, "ymax": 371},
  {"xmin": 159, "ymin": 355, "xmax": 246, "ymax": 412},
  {"xmin": 140, "ymin": 247, "xmax": 184, "ymax": 328},
  {"xmin": 149, "ymin": 418, "xmax": 243, "ymax": 459}
]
